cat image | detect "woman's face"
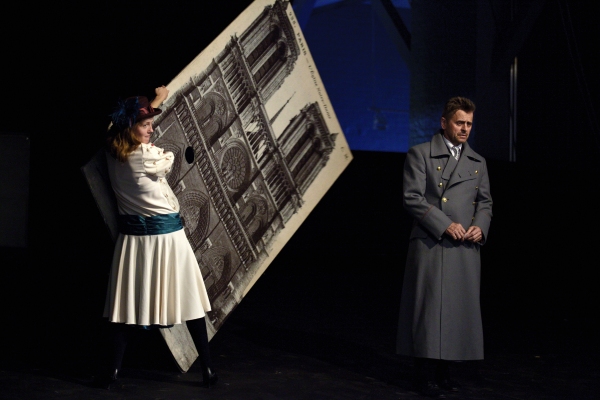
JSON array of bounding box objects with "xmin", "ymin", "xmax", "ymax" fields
[{"xmin": 132, "ymin": 118, "xmax": 154, "ymax": 144}]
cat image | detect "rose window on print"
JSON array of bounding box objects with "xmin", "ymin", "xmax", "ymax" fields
[
  {"xmin": 220, "ymin": 144, "xmax": 250, "ymax": 192},
  {"xmin": 215, "ymin": 102, "xmax": 226, "ymax": 116}
]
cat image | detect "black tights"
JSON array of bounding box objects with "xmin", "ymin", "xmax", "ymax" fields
[
  {"xmin": 97, "ymin": 317, "xmax": 212, "ymax": 373},
  {"xmin": 185, "ymin": 317, "xmax": 212, "ymax": 370}
]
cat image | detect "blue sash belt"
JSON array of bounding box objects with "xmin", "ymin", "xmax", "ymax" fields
[{"xmin": 118, "ymin": 213, "xmax": 183, "ymax": 236}]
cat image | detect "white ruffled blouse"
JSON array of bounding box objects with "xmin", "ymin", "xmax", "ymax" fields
[{"xmin": 106, "ymin": 143, "xmax": 179, "ymax": 217}]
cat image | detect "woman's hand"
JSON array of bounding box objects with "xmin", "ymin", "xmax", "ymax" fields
[{"xmin": 151, "ymin": 85, "xmax": 169, "ymax": 108}]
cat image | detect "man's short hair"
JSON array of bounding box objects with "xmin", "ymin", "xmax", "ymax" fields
[{"xmin": 442, "ymin": 97, "xmax": 476, "ymax": 120}]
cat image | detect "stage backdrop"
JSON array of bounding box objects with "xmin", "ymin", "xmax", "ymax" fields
[{"xmin": 83, "ymin": 0, "xmax": 352, "ymax": 372}]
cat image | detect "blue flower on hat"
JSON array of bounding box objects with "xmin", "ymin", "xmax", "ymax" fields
[{"xmin": 110, "ymin": 97, "xmax": 141, "ymax": 130}]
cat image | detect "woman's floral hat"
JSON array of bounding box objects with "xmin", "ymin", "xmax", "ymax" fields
[{"xmin": 110, "ymin": 96, "xmax": 162, "ymax": 130}]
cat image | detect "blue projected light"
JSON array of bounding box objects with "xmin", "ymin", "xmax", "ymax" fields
[
  {"xmin": 314, "ymin": 0, "xmax": 411, "ymax": 8},
  {"xmin": 301, "ymin": 1, "xmax": 411, "ymax": 153}
]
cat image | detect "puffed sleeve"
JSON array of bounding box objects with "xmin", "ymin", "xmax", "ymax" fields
[{"xmin": 140, "ymin": 143, "xmax": 174, "ymax": 177}]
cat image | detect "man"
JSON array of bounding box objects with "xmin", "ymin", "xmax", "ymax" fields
[{"xmin": 397, "ymin": 97, "xmax": 492, "ymax": 398}]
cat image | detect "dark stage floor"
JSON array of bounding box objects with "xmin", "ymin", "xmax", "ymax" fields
[
  {"xmin": 1, "ymin": 251, "xmax": 599, "ymax": 400},
  {"xmin": 2, "ymin": 321, "xmax": 599, "ymax": 400}
]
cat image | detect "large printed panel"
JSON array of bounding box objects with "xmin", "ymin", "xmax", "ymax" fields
[{"xmin": 83, "ymin": 0, "xmax": 352, "ymax": 372}]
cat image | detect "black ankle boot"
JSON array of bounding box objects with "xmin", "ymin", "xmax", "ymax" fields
[
  {"xmin": 92, "ymin": 368, "xmax": 118, "ymax": 390},
  {"xmin": 201, "ymin": 367, "xmax": 218, "ymax": 388},
  {"xmin": 435, "ymin": 360, "xmax": 460, "ymax": 392}
]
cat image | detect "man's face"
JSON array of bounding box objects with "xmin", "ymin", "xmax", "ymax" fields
[{"xmin": 441, "ymin": 109, "xmax": 473, "ymax": 146}]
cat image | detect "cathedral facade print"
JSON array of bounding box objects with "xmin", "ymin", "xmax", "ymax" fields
[{"xmin": 83, "ymin": 0, "xmax": 352, "ymax": 371}]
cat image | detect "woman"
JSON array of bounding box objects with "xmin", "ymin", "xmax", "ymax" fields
[{"xmin": 93, "ymin": 86, "xmax": 217, "ymax": 389}]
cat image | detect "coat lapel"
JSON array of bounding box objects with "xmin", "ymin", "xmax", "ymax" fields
[
  {"xmin": 442, "ymin": 156, "xmax": 458, "ymax": 180},
  {"xmin": 447, "ymin": 142, "xmax": 479, "ymax": 188},
  {"xmin": 430, "ymin": 132, "xmax": 456, "ymax": 180}
]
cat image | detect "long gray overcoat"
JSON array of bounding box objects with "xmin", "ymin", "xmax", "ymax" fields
[{"xmin": 397, "ymin": 131, "xmax": 493, "ymax": 360}]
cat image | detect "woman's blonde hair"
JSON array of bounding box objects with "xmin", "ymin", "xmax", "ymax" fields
[{"xmin": 106, "ymin": 123, "xmax": 141, "ymax": 162}]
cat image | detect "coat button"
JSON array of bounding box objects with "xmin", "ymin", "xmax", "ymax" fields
[
  {"xmin": 442, "ymin": 197, "xmax": 448, "ymax": 202},
  {"xmin": 472, "ymin": 201, "xmax": 476, "ymax": 205},
  {"xmin": 437, "ymin": 166, "xmax": 441, "ymax": 171},
  {"xmin": 475, "ymin": 170, "xmax": 478, "ymax": 174},
  {"xmin": 438, "ymin": 182, "xmax": 443, "ymax": 187},
  {"xmin": 475, "ymin": 186, "xmax": 478, "ymax": 190}
]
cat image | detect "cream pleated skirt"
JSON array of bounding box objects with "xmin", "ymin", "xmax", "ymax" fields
[{"xmin": 103, "ymin": 229, "xmax": 211, "ymax": 326}]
